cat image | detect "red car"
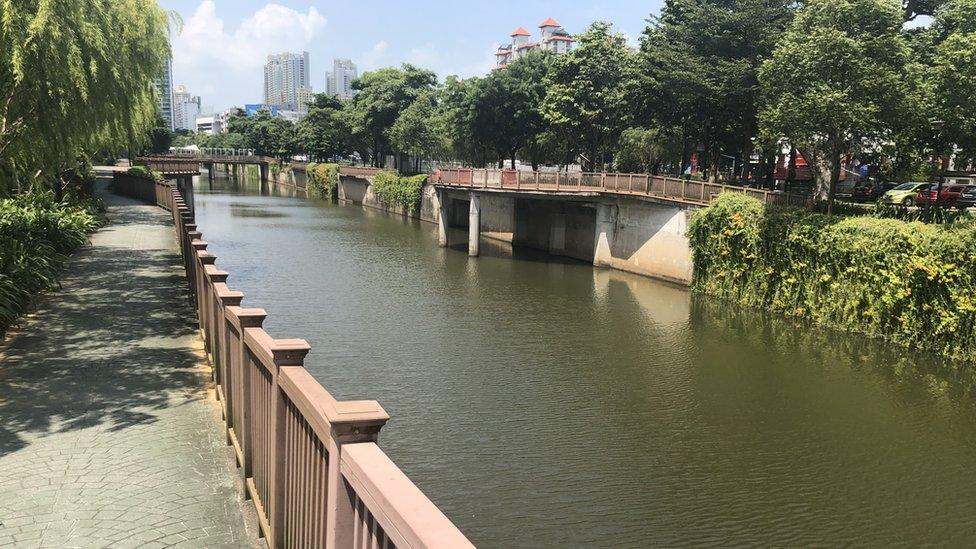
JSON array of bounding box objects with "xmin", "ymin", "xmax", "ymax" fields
[{"xmin": 915, "ymin": 184, "xmax": 967, "ymax": 207}]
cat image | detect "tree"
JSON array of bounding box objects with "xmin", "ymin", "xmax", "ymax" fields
[
  {"xmin": 389, "ymin": 92, "xmax": 440, "ymax": 173},
  {"xmin": 639, "ymin": 0, "xmax": 794, "ymax": 182},
  {"xmin": 349, "ymin": 65, "xmax": 437, "ymax": 167},
  {"xmin": 615, "ymin": 127, "xmax": 683, "ymax": 173},
  {"xmin": 0, "ymin": 0, "xmax": 171, "ymax": 195},
  {"xmin": 542, "ymin": 22, "xmax": 635, "ymax": 171},
  {"xmin": 759, "ymin": 0, "xmax": 911, "ymax": 213},
  {"xmin": 244, "ymin": 109, "xmax": 296, "ymax": 160},
  {"xmin": 296, "ymin": 94, "xmax": 351, "ymax": 161},
  {"xmin": 437, "ymin": 75, "xmax": 486, "ymax": 166},
  {"xmin": 146, "ymin": 116, "xmax": 174, "ymax": 154},
  {"xmin": 931, "ymin": 0, "xmax": 976, "ymax": 160},
  {"xmin": 470, "ymin": 50, "xmax": 551, "ymax": 168}
]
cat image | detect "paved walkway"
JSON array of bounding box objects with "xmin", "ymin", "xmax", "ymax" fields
[{"xmin": 0, "ymin": 183, "xmax": 255, "ymax": 548}]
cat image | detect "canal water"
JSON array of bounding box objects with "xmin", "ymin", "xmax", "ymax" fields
[{"xmin": 192, "ymin": 173, "xmax": 976, "ymax": 546}]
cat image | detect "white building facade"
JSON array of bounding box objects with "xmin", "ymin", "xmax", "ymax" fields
[
  {"xmin": 495, "ymin": 18, "xmax": 575, "ymax": 68},
  {"xmin": 172, "ymin": 85, "xmax": 201, "ymax": 132},
  {"xmin": 264, "ymin": 51, "xmax": 311, "ymax": 111},
  {"xmin": 324, "ymin": 58, "xmax": 358, "ymax": 100}
]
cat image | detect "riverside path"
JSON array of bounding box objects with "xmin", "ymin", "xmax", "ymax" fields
[{"xmin": 0, "ymin": 180, "xmax": 255, "ymax": 548}]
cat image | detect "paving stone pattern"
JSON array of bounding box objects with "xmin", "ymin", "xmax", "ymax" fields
[{"xmin": 0, "ymin": 184, "xmax": 257, "ymax": 548}]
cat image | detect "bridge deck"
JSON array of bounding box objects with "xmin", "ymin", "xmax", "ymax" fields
[{"xmin": 0, "ymin": 181, "xmax": 255, "ymax": 547}]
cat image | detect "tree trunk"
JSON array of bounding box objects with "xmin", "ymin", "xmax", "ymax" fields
[
  {"xmin": 510, "ymin": 150, "xmax": 517, "ymax": 170},
  {"xmin": 805, "ymin": 147, "xmax": 832, "ymax": 202},
  {"xmin": 827, "ymin": 148, "xmax": 842, "ymax": 215},
  {"xmin": 786, "ymin": 146, "xmax": 797, "ymax": 193}
]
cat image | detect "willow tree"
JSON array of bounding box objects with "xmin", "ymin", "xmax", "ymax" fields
[{"xmin": 0, "ymin": 0, "xmax": 171, "ymax": 195}]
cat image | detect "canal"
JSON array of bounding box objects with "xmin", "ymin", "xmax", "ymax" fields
[{"xmin": 192, "ymin": 172, "xmax": 976, "ymax": 546}]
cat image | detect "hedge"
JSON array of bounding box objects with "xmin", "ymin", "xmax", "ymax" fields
[
  {"xmin": 371, "ymin": 171, "xmax": 426, "ymax": 213},
  {"xmin": 0, "ymin": 193, "xmax": 101, "ymax": 337},
  {"xmin": 306, "ymin": 162, "xmax": 339, "ymax": 199},
  {"xmin": 688, "ymin": 193, "xmax": 976, "ymax": 361}
]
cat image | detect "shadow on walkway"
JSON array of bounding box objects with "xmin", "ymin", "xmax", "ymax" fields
[{"xmin": 0, "ymin": 183, "xmax": 255, "ymax": 547}]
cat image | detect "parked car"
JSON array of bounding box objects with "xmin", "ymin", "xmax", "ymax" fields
[
  {"xmin": 915, "ymin": 184, "xmax": 967, "ymax": 207},
  {"xmin": 851, "ymin": 180, "xmax": 897, "ymax": 202},
  {"xmin": 880, "ymin": 182, "xmax": 930, "ymax": 207},
  {"xmin": 956, "ymin": 185, "xmax": 976, "ymax": 210}
]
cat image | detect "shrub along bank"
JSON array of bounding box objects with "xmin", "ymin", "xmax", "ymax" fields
[
  {"xmin": 0, "ymin": 193, "xmax": 101, "ymax": 337},
  {"xmin": 688, "ymin": 193, "xmax": 976, "ymax": 361},
  {"xmin": 306, "ymin": 162, "xmax": 339, "ymax": 199},
  {"xmin": 371, "ymin": 171, "xmax": 427, "ymax": 213}
]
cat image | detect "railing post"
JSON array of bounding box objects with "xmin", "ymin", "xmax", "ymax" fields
[
  {"xmin": 210, "ymin": 279, "xmax": 242, "ymax": 392},
  {"xmin": 224, "ymin": 307, "xmax": 266, "ymax": 460},
  {"xmin": 266, "ymin": 339, "xmax": 311, "ymax": 548},
  {"xmin": 555, "ymin": 171, "xmax": 561, "ymax": 191},
  {"xmin": 323, "ymin": 402, "xmax": 390, "ymax": 548}
]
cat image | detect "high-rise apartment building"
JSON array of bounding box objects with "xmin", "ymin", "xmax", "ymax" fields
[
  {"xmin": 264, "ymin": 51, "xmax": 311, "ymax": 110},
  {"xmin": 324, "ymin": 58, "xmax": 358, "ymax": 100},
  {"xmin": 154, "ymin": 59, "xmax": 175, "ymax": 131},
  {"xmin": 173, "ymin": 85, "xmax": 201, "ymax": 131}
]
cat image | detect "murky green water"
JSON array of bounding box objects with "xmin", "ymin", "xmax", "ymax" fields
[{"xmin": 191, "ymin": 173, "xmax": 976, "ymax": 547}]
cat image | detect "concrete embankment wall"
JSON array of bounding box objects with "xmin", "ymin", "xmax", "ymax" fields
[{"xmin": 337, "ymin": 174, "xmax": 440, "ymax": 223}]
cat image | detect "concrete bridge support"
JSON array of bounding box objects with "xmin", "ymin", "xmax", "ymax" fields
[
  {"xmin": 593, "ymin": 203, "xmax": 616, "ymax": 267},
  {"xmin": 468, "ymin": 192, "xmax": 481, "ymax": 257},
  {"xmin": 438, "ymin": 190, "xmax": 449, "ymax": 247}
]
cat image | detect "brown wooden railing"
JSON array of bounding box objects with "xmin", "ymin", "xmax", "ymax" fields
[
  {"xmin": 111, "ymin": 172, "xmax": 474, "ymax": 549},
  {"xmin": 432, "ymin": 167, "xmax": 812, "ymax": 207}
]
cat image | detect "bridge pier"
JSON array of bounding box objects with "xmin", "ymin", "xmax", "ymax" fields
[
  {"xmin": 437, "ymin": 190, "xmax": 449, "ymax": 247},
  {"xmin": 468, "ymin": 192, "xmax": 480, "ymax": 257},
  {"xmin": 593, "ymin": 202, "xmax": 616, "ymax": 267}
]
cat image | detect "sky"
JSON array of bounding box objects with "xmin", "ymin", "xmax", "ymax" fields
[{"xmin": 157, "ymin": 0, "xmax": 665, "ymax": 112}]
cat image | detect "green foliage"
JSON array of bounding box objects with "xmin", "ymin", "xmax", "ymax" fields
[
  {"xmin": 0, "ymin": 0, "xmax": 171, "ymax": 195},
  {"xmin": 349, "ymin": 65, "xmax": 437, "ymax": 166},
  {"xmin": 639, "ymin": 0, "xmax": 793, "ymax": 179},
  {"xmin": 146, "ymin": 115, "xmax": 174, "ymax": 154},
  {"xmin": 127, "ymin": 166, "xmax": 151, "ymax": 177},
  {"xmin": 759, "ymin": 0, "xmax": 911, "ymax": 206},
  {"xmin": 930, "ymin": 0, "xmax": 976, "ymax": 160},
  {"xmin": 615, "ymin": 127, "xmax": 683, "ymax": 173},
  {"xmin": 296, "ymin": 94, "xmax": 351, "ymax": 162},
  {"xmin": 389, "ymin": 91, "xmax": 439, "ymax": 171},
  {"xmin": 371, "ymin": 171, "xmax": 426, "ymax": 212},
  {"xmin": 465, "ymin": 50, "xmax": 552, "ymax": 167},
  {"xmin": 305, "ymin": 162, "xmax": 338, "ymax": 198},
  {"xmin": 245, "ymin": 109, "xmax": 297, "ymax": 159},
  {"xmin": 0, "ymin": 193, "xmax": 101, "ymax": 337},
  {"xmin": 543, "ymin": 22, "xmax": 635, "ymax": 171},
  {"xmin": 688, "ymin": 193, "xmax": 976, "ymax": 361}
]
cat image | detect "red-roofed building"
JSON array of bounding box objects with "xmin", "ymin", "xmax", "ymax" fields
[{"xmin": 494, "ymin": 18, "xmax": 575, "ymax": 68}]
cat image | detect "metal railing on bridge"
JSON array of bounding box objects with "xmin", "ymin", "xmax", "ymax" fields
[
  {"xmin": 111, "ymin": 172, "xmax": 474, "ymax": 549},
  {"xmin": 433, "ymin": 167, "xmax": 811, "ymax": 207}
]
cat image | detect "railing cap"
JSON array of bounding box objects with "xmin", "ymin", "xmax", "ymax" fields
[
  {"xmin": 225, "ymin": 306, "xmax": 266, "ymax": 329},
  {"xmin": 212, "ymin": 282, "xmax": 244, "ymax": 302},
  {"xmin": 243, "ymin": 327, "xmax": 310, "ymax": 366},
  {"xmin": 191, "ymin": 240, "xmax": 208, "ymax": 250}
]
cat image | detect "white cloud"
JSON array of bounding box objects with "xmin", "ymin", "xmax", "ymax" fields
[
  {"xmin": 360, "ymin": 40, "xmax": 389, "ymax": 70},
  {"xmin": 172, "ymin": 1, "xmax": 326, "ymax": 73}
]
